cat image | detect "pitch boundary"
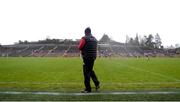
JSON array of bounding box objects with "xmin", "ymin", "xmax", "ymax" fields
[
  {"xmin": 0, "ymin": 91, "xmax": 180, "ymax": 96},
  {"xmin": 0, "ymin": 81, "xmax": 180, "ymax": 85},
  {"xmin": 120, "ymin": 64, "xmax": 180, "ymax": 81}
]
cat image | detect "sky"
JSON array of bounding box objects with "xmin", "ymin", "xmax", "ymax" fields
[{"xmin": 0, "ymin": 0, "xmax": 180, "ymax": 47}]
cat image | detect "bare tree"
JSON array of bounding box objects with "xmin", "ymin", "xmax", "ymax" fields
[{"xmin": 155, "ymin": 33, "xmax": 162, "ymax": 49}]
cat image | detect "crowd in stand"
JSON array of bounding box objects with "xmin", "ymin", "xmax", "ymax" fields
[
  {"xmin": 1, "ymin": 34, "xmax": 179, "ymax": 57},
  {"xmin": 0, "ymin": 42, "xmax": 179, "ymax": 57}
]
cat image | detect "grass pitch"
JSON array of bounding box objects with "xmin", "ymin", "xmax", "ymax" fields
[{"xmin": 0, "ymin": 57, "xmax": 180, "ymax": 100}]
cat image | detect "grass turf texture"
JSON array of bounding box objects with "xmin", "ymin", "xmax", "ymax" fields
[{"xmin": 0, "ymin": 57, "xmax": 180, "ymax": 100}]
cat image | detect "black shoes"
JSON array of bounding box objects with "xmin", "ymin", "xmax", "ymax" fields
[
  {"xmin": 81, "ymin": 90, "xmax": 91, "ymax": 93},
  {"xmin": 95, "ymin": 84, "xmax": 100, "ymax": 91},
  {"xmin": 81, "ymin": 83, "xmax": 100, "ymax": 93}
]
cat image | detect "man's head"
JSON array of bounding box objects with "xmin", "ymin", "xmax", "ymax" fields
[{"xmin": 85, "ymin": 27, "xmax": 91, "ymax": 36}]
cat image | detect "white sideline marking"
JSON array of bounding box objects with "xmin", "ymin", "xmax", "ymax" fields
[
  {"xmin": 1, "ymin": 81, "xmax": 180, "ymax": 85},
  {"xmin": 120, "ymin": 63, "xmax": 180, "ymax": 81},
  {"xmin": 0, "ymin": 91, "xmax": 179, "ymax": 96}
]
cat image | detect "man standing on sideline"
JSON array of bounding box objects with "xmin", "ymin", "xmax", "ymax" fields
[{"xmin": 78, "ymin": 27, "xmax": 100, "ymax": 93}]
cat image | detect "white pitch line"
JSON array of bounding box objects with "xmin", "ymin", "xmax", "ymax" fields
[
  {"xmin": 0, "ymin": 91, "xmax": 180, "ymax": 96},
  {"xmin": 120, "ymin": 63, "xmax": 180, "ymax": 81},
  {"xmin": 103, "ymin": 81, "xmax": 180, "ymax": 85},
  {"xmin": 0, "ymin": 82, "xmax": 80, "ymax": 85},
  {"xmin": 1, "ymin": 81, "xmax": 180, "ymax": 85}
]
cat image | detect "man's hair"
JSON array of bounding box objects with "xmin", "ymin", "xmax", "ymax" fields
[{"xmin": 85, "ymin": 27, "xmax": 91, "ymax": 35}]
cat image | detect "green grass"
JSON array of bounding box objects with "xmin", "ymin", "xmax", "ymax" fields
[{"xmin": 0, "ymin": 57, "xmax": 180, "ymax": 100}]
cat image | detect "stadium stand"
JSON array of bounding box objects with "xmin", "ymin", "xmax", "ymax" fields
[{"xmin": 0, "ymin": 38, "xmax": 178, "ymax": 57}]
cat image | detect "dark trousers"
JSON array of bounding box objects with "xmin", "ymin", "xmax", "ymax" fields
[{"xmin": 83, "ymin": 57, "xmax": 99, "ymax": 91}]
